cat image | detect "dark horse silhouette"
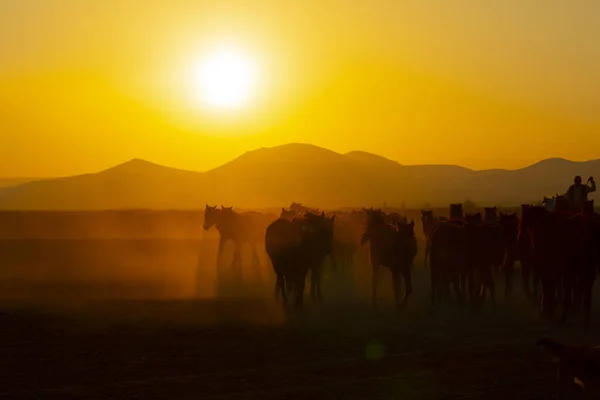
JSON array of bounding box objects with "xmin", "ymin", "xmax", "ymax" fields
[
  {"xmin": 203, "ymin": 205, "xmax": 273, "ymax": 274},
  {"xmin": 484, "ymin": 207, "xmax": 498, "ymax": 223},
  {"xmin": 421, "ymin": 209, "xmax": 447, "ymax": 267},
  {"xmin": 430, "ymin": 213, "xmax": 496, "ymax": 309},
  {"xmin": 361, "ymin": 208, "xmax": 416, "ymax": 310},
  {"xmin": 450, "ymin": 203, "xmax": 464, "ymax": 220},
  {"xmin": 522, "ymin": 206, "xmax": 597, "ymax": 326},
  {"xmin": 290, "ymin": 202, "xmax": 319, "ymax": 215},
  {"xmin": 519, "ymin": 204, "xmax": 541, "ymax": 302},
  {"xmin": 265, "ymin": 212, "xmax": 335, "ymax": 311},
  {"xmin": 498, "ymin": 211, "xmax": 519, "ymax": 298}
]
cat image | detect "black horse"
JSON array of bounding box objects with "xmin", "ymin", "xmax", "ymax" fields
[{"xmin": 265, "ymin": 212, "xmax": 335, "ymax": 311}]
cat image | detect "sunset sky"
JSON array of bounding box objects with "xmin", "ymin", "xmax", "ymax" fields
[{"xmin": 1, "ymin": 1, "xmax": 599, "ymax": 177}]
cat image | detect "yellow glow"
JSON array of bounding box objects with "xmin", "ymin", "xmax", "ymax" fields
[
  {"xmin": 193, "ymin": 47, "xmax": 258, "ymax": 111},
  {"xmin": 1, "ymin": 2, "xmax": 600, "ymax": 177}
]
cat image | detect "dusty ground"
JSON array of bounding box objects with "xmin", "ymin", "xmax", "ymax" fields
[
  {"xmin": 0, "ymin": 235, "xmax": 598, "ymax": 399},
  {"xmin": 2, "ymin": 263, "xmax": 600, "ymax": 400}
]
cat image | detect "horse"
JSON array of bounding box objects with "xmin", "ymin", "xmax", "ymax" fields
[
  {"xmin": 498, "ymin": 211, "xmax": 519, "ymax": 298},
  {"xmin": 361, "ymin": 208, "xmax": 415, "ymax": 311},
  {"xmin": 450, "ymin": 203, "xmax": 464, "ymax": 220},
  {"xmin": 421, "ymin": 209, "xmax": 446, "ymax": 267},
  {"xmin": 520, "ymin": 206, "xmax": 591, "ymax": 324},
  {"xmin": 290, "ymin": 202, "xmax": 319, "ymax": 215},
  {"xmin": 484, "ymin": 207, "xmax": 498, "ymax": 223},
  {"xmin": 204, "ymin": 205, "xmax": 274, "ymax": 274},
  {"xmin": 279, "ymin": 208, "xmax": 296, "ymax": 220},
  {"xmin": 519, "ymin": 204, "xmax": 541, "ymax": 302},
  {"xmin": 331, "ymin": 212, "xmax": 363, "ymax": 280},
  {"xmin": 463, "ymin": 213, "xmax": 498, "ymax": 307},
  {"xmin": 429, "ymin": 219, "xmax": 468, "ymax": 306},
  {"xmin": 265, "ymin": 212, "xmax": 335, "ymax": 310}
]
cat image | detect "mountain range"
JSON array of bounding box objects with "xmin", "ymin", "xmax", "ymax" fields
[{"xmin": 0, "ymin": 143, "xmax": 598, "ymax": 209}]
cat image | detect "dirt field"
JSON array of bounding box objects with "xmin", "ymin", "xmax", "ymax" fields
[
  {"xmin": 2, "ymin": 263, "xmax": 600, "ymax": 400},
  {"xmin": 0, "ymin": 211, "xmax": 598, "ymax": 399}
]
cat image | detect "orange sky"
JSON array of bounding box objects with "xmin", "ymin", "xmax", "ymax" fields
[{"xmin": 1, "ymin": 1, "xmax": 599, "ymax": 177}]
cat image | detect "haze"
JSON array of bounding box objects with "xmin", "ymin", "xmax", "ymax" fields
[{"xmin": 1, "ymin": 1, "xmax": 599, "ymax": 178}]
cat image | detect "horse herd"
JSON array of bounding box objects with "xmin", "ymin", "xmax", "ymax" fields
[{"xmin": 204, "ymin": 202, "xmax": 600, "ymax": 326}]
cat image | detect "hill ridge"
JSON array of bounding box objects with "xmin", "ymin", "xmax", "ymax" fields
[{"xmin": 0, "ymin": 143, "xmax": 597, "ymax": 209}]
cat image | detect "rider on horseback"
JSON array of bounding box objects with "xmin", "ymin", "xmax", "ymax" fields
[{"xmin": 566, "ymin": 175, "xmax": 596, "ymax": 209}]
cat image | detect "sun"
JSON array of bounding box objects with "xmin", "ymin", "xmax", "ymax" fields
[{"xmin": 194, "ymin": 48, "xmax": 258, "ymax": 111}]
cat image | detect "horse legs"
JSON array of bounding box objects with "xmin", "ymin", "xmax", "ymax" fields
[
  {"xmin": 466, "ymin": 270, "xmax": 477, "ymax": 309},
  {"xmin": 231, "ymin": 243, "xmax": 242, "ymax": 281},
  {"xmin": 293, "ymin": 270, "xmax": 307, "ymax": 312},
  {"xmin": 541, "ymin": 273, "xmax": 557, "ymax": 320},
  {"xmin": 392, "ymin": 269, "xmax": 403, "ymax": 311},
  {"xmin": 430, "ymin": 269, "xmax": 437, "ymax": 305},
  {"xmin": 572, "ymin": 277, "xmax": 582, "ymax": 316},
  {"xmin": 459, "ymin": 272, "xmax": 467, "ymax": 303},
  {"xmin": 559, "ymin": 274, "xmax": 572, "ymax": 326},
  {"xmin": 251, "ymin": 242, "xmax": 261, "ymax": 276},
  {"xmin": 396, "ymin": 265, "xmax": 412, "ymax": 310},
  {"xmin": 274, "ymin": 271, "xmax": 287, "ymax": 305},
  {"xmin": 533, "ymin": 265, "xmax": 541, "ymax": 303},
  {"xmin": 481, "ymin": 265, "xmax": 495, "ymax": 307},
  {"xmin": 582, "ymin": 282, "xmax": 593, "ymax": 329},
  {"xmin": 424, "ymin": 239, "xmax": 430, "ymax": 268},
  {"xmin": 371, "ymin": 259, "xmax": 381, "ymax": 310},
  {"xmin": 216, "ymin": 236, "xmax": 227, "ymax": 268},
  {"xmin": 452, "ymin": 275, "xmax": 463, "ymax": 307},
  {"xmin": 310, "ymin": 265, "xmax": 323, "ymax": 303},
  {"xmin": 521, "ymin": 260, "xmax": 532, "ymax": 300},
  {"xmin": 503, "ymin": 256, "xmax": 514, "ymax": 299},
  {"xmin": 403, "ymin": 263, "xmax": 413, "ymax": 297}
]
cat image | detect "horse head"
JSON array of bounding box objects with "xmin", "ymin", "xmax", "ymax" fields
[
  {"xmin": 421, "ymin": 209, "xmax": 434, "ymax": 218},
  {"xmin": 203, "ymin": 205, "xmax": 220, "ymax": 230},
  {"xmin": 464, "ymin": 212, "xmax": 483, "ymax": 225},
  {"xmin": 450, "ymin": 203, "xmax": 464, "ymax": 219},
  {"xmin": 280, "ymin": 208, "xmax": 296, "ymax": 220},
  {"xmin": 484, "ymin": 207, "xmax": 498, "ymax": 222}
]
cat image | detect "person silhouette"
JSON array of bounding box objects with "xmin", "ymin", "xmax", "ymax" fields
[{"xmin": 566, "ymin": 175, "xmax": 596, "ymax": 209}]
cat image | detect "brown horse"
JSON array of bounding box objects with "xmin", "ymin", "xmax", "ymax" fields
[
  {"xmin": 331, "ymin": 212, "xmax": 363, "ymax": 279},
  {"xmin": 204, "ymin": 205, "xmax": 274, "ymax": 273},
  {"xmin": 361, "ymin": 208, "xmax": 415, "ymax": 310},
  {"xmin": 429, "ymin": 219, "xmax": 468, "ymax": 306},
  {"xmin": 265, "ymin": 212, "xmax": 335, "ymax": 310},
  {"xmin": 521, "ymin": 206, "xmax": 596, "ymax": 325}
]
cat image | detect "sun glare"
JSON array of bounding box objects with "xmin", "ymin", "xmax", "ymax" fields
[{"xmin": 194, "ymin": 48, "xmax": 258, "ymax": 111}]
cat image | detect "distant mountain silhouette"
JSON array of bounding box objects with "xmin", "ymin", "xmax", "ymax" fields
[
  {"xmin": 0, "ymin": 178, "xmax": 37, "ymax": 189},
  {"xmin": 0, "ymin": 144, "xmax": 598, "ymax": 209},
  {"xmin": 343, "ymin": 151, "xmax": 402, "ymax": 169}
]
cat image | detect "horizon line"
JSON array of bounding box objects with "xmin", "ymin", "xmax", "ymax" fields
[{"xmin": 2, "ymin": 143, "xmax": 598, "ymax": 179}]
